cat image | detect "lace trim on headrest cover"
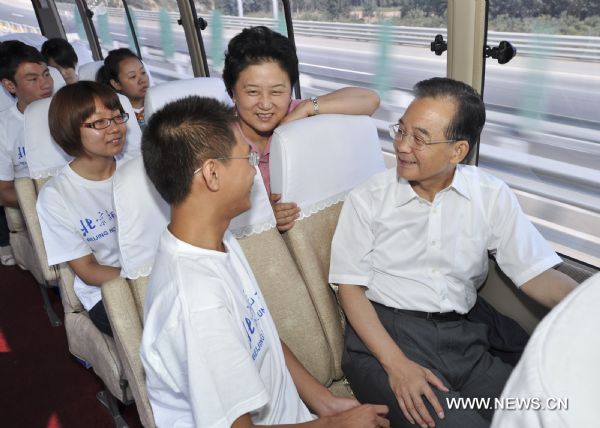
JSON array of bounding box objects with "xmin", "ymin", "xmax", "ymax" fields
[
  {"xmin": 120, "ymin": 264, "xmax": 153, "ymax": 280},
  {"xmin": 297, "ymin": 190, "xmax": 349, "ymax": 221},
  {"xmin": 230, "ymin": 218, "xmax": 277, "ymax": 239}
]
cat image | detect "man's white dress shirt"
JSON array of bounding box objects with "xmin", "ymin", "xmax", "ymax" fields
[{"xmin": 329, "ymin": 165, "xmax": 561, "ymax": 314}]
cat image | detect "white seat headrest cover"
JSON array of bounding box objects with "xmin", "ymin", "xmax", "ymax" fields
[
  {"xmin": 48, "ymin": 66, "xmax": 66, "ymax": 93},
  {"xmin": 24, "ymin": 94, "xmax": 141, "ymax": 179},
  {"xmin": 113, "ymin": 156, "xmax": 170, "ymax": 279},
  {"xmin": 270, "ymin": 114, "xmax": 385, "ymax": 218},
  {"xmin": 78, "ymin": 60, "xmax": 103, "ymax": 81},
  {"xmin": 24, "ymin": 97, "xmax": 71, "ymax": 179},
  {"xmin": 229, "ymin": 168, "xmax": 277, "ymax": 238},
  {"xmin": 144, "ymin": 77, "xmax": 232, "ymax": 120}
]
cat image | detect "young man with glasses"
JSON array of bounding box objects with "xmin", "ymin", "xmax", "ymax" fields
[
  {"xmin": 140, "ymin": 96, "xmax": 389, "ymax": 428},
  {"xmin": 329, "ymin": 77, "xmax": 577, "ymax": 428}
]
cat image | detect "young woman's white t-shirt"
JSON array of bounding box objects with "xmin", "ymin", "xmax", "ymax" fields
[
  {"xmin": 37, "ymin": 164, "xmax": 120, "ymax": 310},
  {"xmin": 141, "ymin": 230, "xmax": 313, "ymax": 427}
]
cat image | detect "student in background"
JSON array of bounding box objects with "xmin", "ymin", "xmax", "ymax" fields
[
  {"xmin": 96, "ymin": 48, "xmax": 149, "ymax": 129},
  {"xmin": 222, "ymin": 26, "xmax": 380, "ymax": 231},
  {"xmin": 0, "ymin": 40, "xmax": 53, "ymax": 208},
  {"xmin": 41, "ymin": 38, "xmax": 79, "ymax": 85},
  {"xmin": 37, "ymin": 81, "xmax": 129, "ymax": 336}
]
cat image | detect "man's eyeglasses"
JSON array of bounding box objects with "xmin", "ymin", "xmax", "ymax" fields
[
  {"xmin": 81, "ymin": 113, "xmax": 129, "ymax": 130},
  {"xmin": 389, "ymin": 123, "xmax": 457, "ymax": 151},
  {"xmin": 193, "ymin": 151, "xmax": 260, "ymax": 175}
]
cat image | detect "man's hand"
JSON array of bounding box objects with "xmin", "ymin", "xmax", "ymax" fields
[
  {"xmin": 327, "ymin": 404, "xmax": 390, "ymax": 428},
  {"xmin": 387, "ymin": 358, "xmax": 448, "ymax": 428},
  {"xmin": 270, "ymin": 193, "xmax": 300, "ymax": 232}
]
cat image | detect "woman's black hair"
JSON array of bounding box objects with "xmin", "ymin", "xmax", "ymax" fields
[
  {"xmin": 96, "ymin": 48, "xmax": 140, "ymax": 89},
  {"xmin": 222, "ymin": 26, "xmax": 299, "ymax": 97}
]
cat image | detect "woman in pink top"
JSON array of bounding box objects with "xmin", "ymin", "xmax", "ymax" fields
[{"xmin": 223, "ymin": 26, "xmax": 380, "ymax": 231}]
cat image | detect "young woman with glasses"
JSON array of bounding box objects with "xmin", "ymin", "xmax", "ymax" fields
[
  {"xmin": 223, "ymin": 26, "xmax": 380, "ymax": 231},
  {"xmin": 37, "ymin": 81, "xmax": 129, "ymax": 336}
]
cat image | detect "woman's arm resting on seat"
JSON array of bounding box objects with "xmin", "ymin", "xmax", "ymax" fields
[
  {"xmin": 280, "ymin": 87, "xmax": 380, "ymax": 124},
  {"xmin": 520, "ymin": 267, "xmax": 577, "ymax": 308},
  {"xmin": 0, "ymin": 180, "xmax": 18, "ymax": 207},
  {"xmin": 339, "ymin": 284, "xmax": 448, "ymax": 428},
  {"xmin": 67, "ymin": 253, "xmax": 120, "ymax": 286}
]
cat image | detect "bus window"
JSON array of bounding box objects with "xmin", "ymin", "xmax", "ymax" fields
[
  {"xmin": 286, "ymin": 1, "xmax": 448, "ymax": 157},
  {"xmin": 84, "ymin": 1, "xmax": 137, "ymax": 58},
  {"xmin": 0, "ymin": 0, "xmax": 42, "ymax": 38},
  {"xmin": 480, "ymin": 3, "xmax": 600, "ymax": 266},
  {"xmin": 127, "ymin": 3, "xmax": 194, "ymax": 82},
  {"xmin": 54, "ymin": 0, "xmax": 94, "ymax": 65}
]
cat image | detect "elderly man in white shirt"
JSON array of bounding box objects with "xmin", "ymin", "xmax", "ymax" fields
[{"xmin": 329, "ymin": 77, "xmax": 577, "ymax": 428}]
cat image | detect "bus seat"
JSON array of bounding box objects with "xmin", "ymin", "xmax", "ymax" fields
[
  {"xmin": 144, "ymin": 77, "xmax": 232, "ymax": 121},
  {"xmin": 102, "ymin": 276, "xmax": 156, "ymax": 428},
  {"xmin": 113, "ymin": 156, "xmax": 169, "ymax": 280},
  {"xmin": 48, "ymin": 66, "xmax": 66, "ymax": 92},
  {"xmin": 233, "ymin": 169, "xmax": 337, "ymax": 388},
  {"xmin": 270, "ymin": 114, "xmax": 385, "ymax": 386},
  {"xmin": 57, "ymin": 264, "xmax": 133, "ymax": 420},
  {"xmin": 78, "ymin": 60, "xmax": 102, "ymax": 82}
]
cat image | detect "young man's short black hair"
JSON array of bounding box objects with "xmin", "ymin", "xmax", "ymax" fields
[
  {"xmin": 41, "ymin": 38, "xmax": 78, "ymax": 69},
  {"xmin": 0, "ymin": 40, "xmax": 46, "ymax": 83},
  {"xmin": 142, "ymin": 96, "xmax": 237, "ymax": 205},
  {"xmin": 222, "ymin": 26, "xmax": 299, "ymax": 97},
  {"xmin": 413, "ymin": 77, "xmax": 486, "ymax": 158}
]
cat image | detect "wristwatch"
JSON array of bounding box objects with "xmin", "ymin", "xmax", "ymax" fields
[{"xmin": 310, "ymin": 96, "xmax": 320, "ymax": 115}]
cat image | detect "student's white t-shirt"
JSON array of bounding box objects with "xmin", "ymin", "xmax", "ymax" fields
[
  {"xmin": 0, "ymin": 104, "xmax": 29, "ymax": 180},
  {"xmin": 141, "ymin": 230, "xmax": 312, "ymax": 428},
  {"xmin": 36, "ymin": 164, "xmax": 120, "ymax": 310}
]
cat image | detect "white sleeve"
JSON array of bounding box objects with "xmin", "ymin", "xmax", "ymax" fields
[
  {"xmin": 154, "ymin": 290, "xmax": 269, "ymax": 427},
  {"xmin": 36, "ymin": 185, "xmax": 92, "ymax": 265},
  {"xmin": 487, "ymin": 182, "xmax": 561, "ymax": 287},
  {"xmin": 329, "ymin": 191, "xmax": 374, "ymax": 286},
  {"xmin": 0, "ymin": 128, "xmax": 14, "ymax": 181}
]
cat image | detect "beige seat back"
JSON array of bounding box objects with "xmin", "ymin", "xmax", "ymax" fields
[
  {"xmin": 270, "ymin": 115, "xmax": 385, "ymax": 385},
  {"xmin": 57, "ymin": 264, "xmax": 131, "ymax": 403},
  {"xmin": 231, "ymin": 170, "xmax": 335, "ymax": 385},
  {"xmin": 102, "ymin": 276, "xmax": 155, "ymax": 427}
]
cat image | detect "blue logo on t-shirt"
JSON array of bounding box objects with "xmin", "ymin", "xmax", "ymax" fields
[{"xmin": 242, "ymin": 291, "xmax": 268, "ymax": 361}]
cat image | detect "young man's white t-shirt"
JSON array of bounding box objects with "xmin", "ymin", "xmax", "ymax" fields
[
  {"xmin": 0, "ymin": 104, "xmax": 29, "ymax": 180},
  {"xmin": 37, "ymin": 164, "xmax": 120, "ymax": 310},
  {"xmin": 141, "ymin": 229, "xmax": 313, "ymax": 428}
]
